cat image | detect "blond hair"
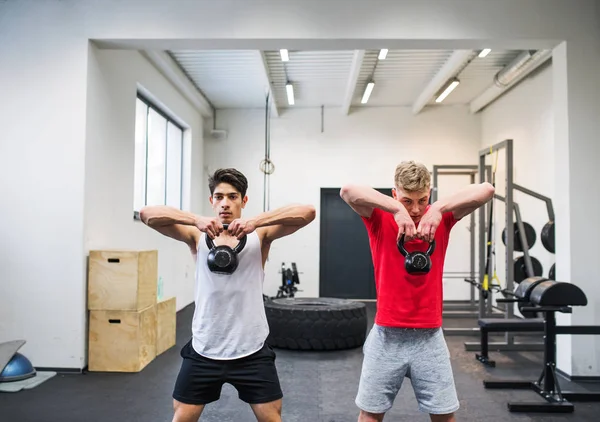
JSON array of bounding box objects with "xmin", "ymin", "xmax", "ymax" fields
[{"xmin": 394, "ymin": 161, "xmax": 430, "ymax": 192}]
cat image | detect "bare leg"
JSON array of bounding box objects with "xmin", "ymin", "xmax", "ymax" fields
[
  {"xmin": 430, "ymin": 413, "xmax": 456, "ymax": 422},
  {"xmin": 172, "ymin": 399, "xmax": 205, "ymax": 422},
  {"xmin": 358, "ymin": 410, "xmax": 385, "ymax": 422},
  {"xmin": 250, "ymin": 399, "xmax": 282, "ymax": 422}
]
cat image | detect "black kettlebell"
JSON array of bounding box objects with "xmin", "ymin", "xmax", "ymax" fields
[
  {"xmin": 206, "ymin": 224, "xmax": 247, "ymax": 275},
  {"xmin": 397, "ymin": 234, "xmax": 436, "ymax": 275}
]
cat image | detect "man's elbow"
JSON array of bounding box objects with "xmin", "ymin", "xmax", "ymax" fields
[
  {"xmin": 480, "ymin": 182, "xmax": 495, "ymax": 202},
  {"xmin": 303, "ymin": 205, "xmax": 317, "ymax": 224},
  {"xmin": 139, "ymin": 207, "xmax": 151, "ymax": 224},
  {"xmin": 339, "ymin": 184, "xmax": 356, "ymax": 203},
  {"xmin": 139, "ymin": 206, "xmax": 159, "ymax": 225}
]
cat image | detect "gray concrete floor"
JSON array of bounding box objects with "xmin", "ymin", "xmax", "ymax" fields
[{"xmin": 1, "ymin": 302, "xmax": 599, "ymax": 421}]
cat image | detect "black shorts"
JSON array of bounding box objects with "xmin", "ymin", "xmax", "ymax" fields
[{"xmin": 172, "ymin": 339, "xmax": 283, "ymax": 405}]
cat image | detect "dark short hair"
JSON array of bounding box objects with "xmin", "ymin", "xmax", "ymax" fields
[{"xmin": 208, "ymin": 168, "xmax": 248, "ymax": 196}]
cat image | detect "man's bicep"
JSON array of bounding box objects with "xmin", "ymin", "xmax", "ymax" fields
[
  {"xmin": 347, "ymin": 203, "xmax": 374, "ymax": 218},
  {"xmin": 451, "ymin": 206, "xmax": 477, "ymax": 222},
  {"xmin": 260, "ymin": 225, "xmax": 302, "ymax": 244}
]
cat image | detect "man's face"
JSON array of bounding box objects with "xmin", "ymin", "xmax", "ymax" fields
[
  {"xmin": 393, "ymin": 186, "xmax": 430, "ymax": 223},
  {"xmin": 209, "ymin": 183, "xmax": 247, "ymax": 223}
]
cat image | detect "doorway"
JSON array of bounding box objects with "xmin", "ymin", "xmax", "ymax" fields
[{"xmin": 319, "ymin": 187, "xmax": 393, "ymax": 299}]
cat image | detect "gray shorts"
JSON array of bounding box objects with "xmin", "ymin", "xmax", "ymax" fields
[{"xmin": 355, "ymin": 324, "xmax": 459, "ymax": 415}]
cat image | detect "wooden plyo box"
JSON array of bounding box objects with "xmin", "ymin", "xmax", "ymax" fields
[
  {"xmin": 156, "ymin": 297, "xmax": 177, "ymax": 355},
  {"xmin": 88, "ymin": 305, "xmax": 157, "ymax": 372},
  {"xmin": 88, "ymin": 250, "xmax": 157, "ymax": 311}
]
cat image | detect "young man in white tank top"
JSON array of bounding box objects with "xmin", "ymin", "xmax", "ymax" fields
[{"xmin": 140, "ymin": 168, "xmax": 316, "ymax": 422}]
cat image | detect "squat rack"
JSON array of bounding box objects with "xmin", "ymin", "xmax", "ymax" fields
[
  {"xmin": 464, "ymin": 138, "xmax": 546, "ymax": 352},
  {"xmin": 432, "ymin": 164, "xmax": 491, "ymax": 311}
]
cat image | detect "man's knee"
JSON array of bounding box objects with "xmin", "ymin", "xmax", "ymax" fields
[
  {"xmin": 250, "ymin": 398, "xmax": 283, "ymax": 422},
  {"xmin": 430, "ymin": 412, "xmax": 456, "ymax": 422},
  {"xmin": 358, "ymin": 410, "xmax": 385, "ymax": 422},
  {"xmin": 172, "ymin": 399, "xmax": 204, "ymax": 422}
]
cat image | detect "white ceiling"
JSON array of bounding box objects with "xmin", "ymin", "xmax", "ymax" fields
[
  {"xmin": 169, "ymin": 50, "xmax": 269, "ymax": 109},
  {"xmin": 265, "ymin": 50, "xmax": 355, "ymax": 108},
  {"xmin": 440, "ymin": 50, "xmax": 523, "ymax": 105},
  {"xmin": 168, "ymin": 49, "xmax": 528, "ymax": 113},
  {"xmin": 355, "ymin": 50, "xmax": 454, "ymax": 107}
]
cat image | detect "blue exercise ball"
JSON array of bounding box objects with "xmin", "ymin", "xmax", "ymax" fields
[{"xmin": 0, "ymin": 352, "xmax": 36, "ymax": 382}]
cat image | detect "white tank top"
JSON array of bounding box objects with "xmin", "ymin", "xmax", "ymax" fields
[{"xmin": 191, "ymin": 231, "xmax": 269, "ymax": 360}]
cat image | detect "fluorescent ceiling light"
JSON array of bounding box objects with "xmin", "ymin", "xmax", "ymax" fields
[
  {"xmin": 435, "ymin": 79, "xmax": 460, "ymax": 103},
  {"xmin": 361, "ymin": 81, "xmax": 375, "ymax": 104},
  {"xmin": 280, "ymin": 49, "xmax": 289, "ymax": 61},
  {"xmin": 479, "ymin": 49, "xmax": 491, "ymax": 58},
  {"xmin": 378, "ymin": 49, "xmax": 388, "ymax": 60},
  {"xmin": 286, "ymin": 83, "xmax": 295, "ymax": 105}
]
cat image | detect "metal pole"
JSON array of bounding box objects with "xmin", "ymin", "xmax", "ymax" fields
[
  {"xmin": 479, "ymin": 153, "xmax": 487, "ymax": 319},
  {"xmin": 432, "ymin": 165, "xmax": 439, "ymax": 203},
  {"xmin": 486, "ymin": 164, "xmax": 493, "ymax": 315},
  {"xmin": 505, "ymin": 139, "xmax": 515, "ymax": 344},
  {"xmin": 513, "ymin": 183, "xmax": 555, "ymax": 221},
  {"xmin": 470, "ymin": 172, "xmax": 476, "ymax": 306}
]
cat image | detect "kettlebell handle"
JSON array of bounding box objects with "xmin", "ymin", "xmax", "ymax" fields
[
  {"xmin": 426, "ymin": 239, "xmax": 436, "ymax": 255},
  {"xmin": 205, "ymin": 223, "xmax": 230, "ymax": 249},
  {"xmin": 397, "ymin": 234, "xmax": 436, "ymax": 256},
  {"xmin": 204, "ymin": 223, "xmax": 247, "ymax": 253},
  {"xmin": 397, "ymin": 234, "xmax": 409, "ymax": 257}
]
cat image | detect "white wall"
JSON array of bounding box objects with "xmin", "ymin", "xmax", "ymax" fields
[
  {"xmin": 204, "ymin": 106, "xmax": 481, "ymax": 300},
  {"xmin": 0, "ymin": 34, "xmax": 204, "ymax": 368},
  {"xmin": 553, "ymin": 38, "xmax": 600, "ymax": 377},
  {"xmin": 84, "ymin": 48, "xmax": 204, "ymax": 310},
  {"xmin": 0, "ymin": 3, "xmax": 89, "ymax": 369},
  {"xmin": 480, "ymin": 63, "xmax": 554, "ymax": 309}
]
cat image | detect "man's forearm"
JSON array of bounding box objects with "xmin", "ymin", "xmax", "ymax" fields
[
  {"xmin": 431, "ymin": 182, "xmax": 494, "ymax": 213},
  {"xmin": 249, "ymin": 204, "xmax": 316, "ymax": 228},
  {"xmin": 340, "ymin": 185, "xmax": 407, "ymax": 215},
  {"xmin": 139, "ymin": 205, "xmax": 200, "ymax": 227}
]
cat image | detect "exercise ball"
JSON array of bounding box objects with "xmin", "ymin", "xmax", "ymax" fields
[{"xmin": 0, "ymin": 352, "xmax": 36, "ymax": 382}]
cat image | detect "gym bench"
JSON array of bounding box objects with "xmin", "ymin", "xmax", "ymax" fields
[
  {"xmin": 476, "ymin": 318, "xmax": 544, "ymax": 367},
  {"xmin": 482, "ymin": 278, "xmax": 600, "ymax": 413}
]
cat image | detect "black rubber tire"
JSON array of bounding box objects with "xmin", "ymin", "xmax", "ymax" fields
[{"xmin": 264, "ymin": 297, "xmax": 368, "ymax": 351}]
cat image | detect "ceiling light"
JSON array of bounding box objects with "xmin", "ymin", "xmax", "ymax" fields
[
  {"xmin": 479, "ymin": 49, "xmax": 491, "ymax": 58},
  {"xmin": 378, "ymin": 49, "xmax": 388, "ymax": 60},
  {"xmin": 280, "ymin": 49, "xmax": 289, "ymax": 62},
  {"xmin": 361, "ymin": 81, "xmax": 375, "ymax": 104},
  {"xmin": 286, "ymin": 83, "xmax": 295, "ymax": 105},
  {"xmin": 435, "ymin": 79, "xmax": 460, "ymax": 103}
]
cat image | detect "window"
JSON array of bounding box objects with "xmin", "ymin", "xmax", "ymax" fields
[{"xmin": 133, "ymin": 94, "xmax": 184, "ymax": 217}]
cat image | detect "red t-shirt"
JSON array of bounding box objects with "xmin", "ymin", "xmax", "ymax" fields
[{"xmin": 361, "ymin": 206, "xmax": 458, "ymax": 328}]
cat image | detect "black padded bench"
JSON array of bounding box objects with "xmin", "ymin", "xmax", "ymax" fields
[{"xmin": 476, "ymin": 318, "xmax": 544, "ymax": 367}]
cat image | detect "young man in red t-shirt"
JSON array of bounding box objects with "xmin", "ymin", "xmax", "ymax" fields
[{"xmin": 340, "ymin": 161, "xmax": 494, "ymax": 422}]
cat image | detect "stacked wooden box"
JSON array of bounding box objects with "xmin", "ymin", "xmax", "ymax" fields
[{"xmin": 87, "ymin": 250, "xmax": 176, "ymax": 372}]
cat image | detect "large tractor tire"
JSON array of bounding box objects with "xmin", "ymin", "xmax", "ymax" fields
[{"xmin": 264, "ymin": 297, "xmax": 368, "ymax": 351}]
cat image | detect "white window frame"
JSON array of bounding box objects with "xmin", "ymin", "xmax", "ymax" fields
[{"xmin": 133, "ymin": 93, "xmax": 184, "ymax": 220}]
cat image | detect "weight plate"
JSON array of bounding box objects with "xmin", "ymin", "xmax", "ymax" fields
[
  {"xmin": 514, "ymin": 255, "xmax": 544, "ymax": 284},
  {"xmin": 515, "ymin": 276, "xmax": 547, "ymax": 301},
  {"xmin": 541, "ymin": 221, "xmax": 555, "ymax": 253},
  {"xmin": 549, "ymin": 263, "xmax": 555, "ymax": 280},
  {"xmin": 502, "ymin": 222, "xmax": 537, "ymax": 251}
]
